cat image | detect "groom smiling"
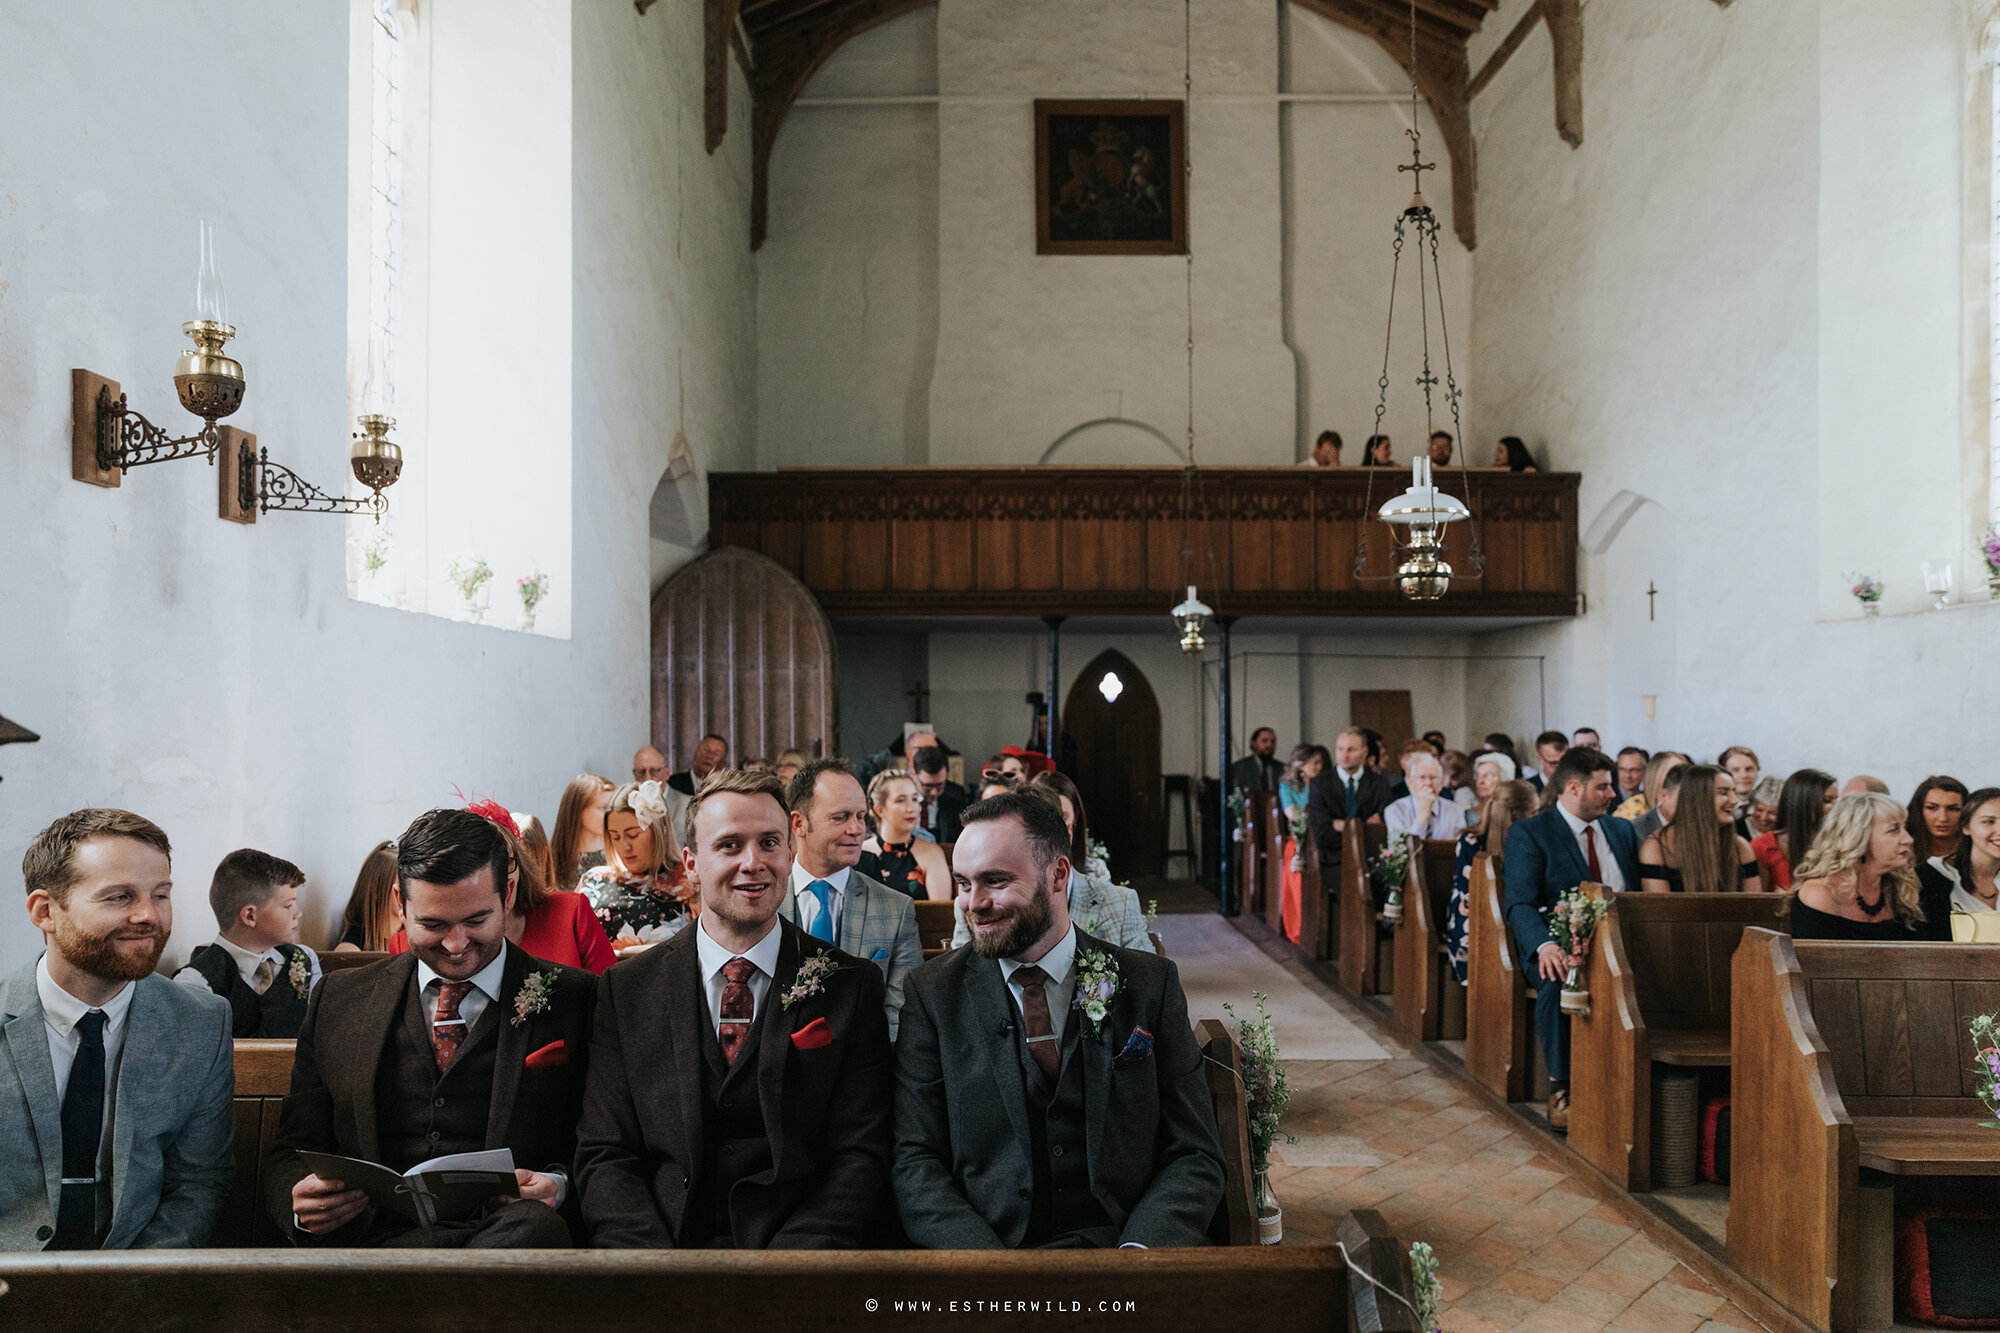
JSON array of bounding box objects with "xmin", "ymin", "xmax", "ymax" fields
[{"xmin": 892, "ymin": 791, "xmax": 1222, "ymax": 1249}]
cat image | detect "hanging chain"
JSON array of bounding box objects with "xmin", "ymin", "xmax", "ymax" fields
[
  {"xmin": 1184, "ymin": 0, "xmax": 1195, "ymax": 473},
  {"xmin": 1427, "ymin": 216, "xmax": 1484, "ymax": 575}
]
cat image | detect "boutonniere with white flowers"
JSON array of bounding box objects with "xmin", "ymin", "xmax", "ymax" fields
[
  {"xmin": 1072, "ymin": 949, "xmax": 1120, "ymax": 1036},
  {"xmin": 512, "ymin": 967, "xmax": 562, "ymax": 1027},
  {"xmin": 287, "ymin": 952, "xmax": 312, "ymax": 998},
  {"xmin": 782, "ymin": 949, "xmax": 846, "ymax": 1010}
]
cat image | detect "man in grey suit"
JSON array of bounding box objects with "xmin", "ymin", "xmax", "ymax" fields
[
  {"xmin": 2, "ymin": 809, "xmax": 233, "ymax": 1250},
  {"xmin": 948, "ymin": 868, "xmax": 1154, "ymax": 955},
  {"xmin": 895, "ymin": 792, "xmax": 1222, "ymax": 1248},
  {"xmin": 780, "ymin": 759, "xmax": 923, "ymax": 1040}
]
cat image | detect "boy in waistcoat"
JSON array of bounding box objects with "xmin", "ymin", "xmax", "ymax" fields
[{"xmin": 174, "ymin": 848, "xmax": 321, "ymax": 1038}]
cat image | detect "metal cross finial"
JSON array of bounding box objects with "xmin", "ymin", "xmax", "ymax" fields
[{"xmin": 1399, "ymin": 128, "xmax": 1435, "ymax": 189}]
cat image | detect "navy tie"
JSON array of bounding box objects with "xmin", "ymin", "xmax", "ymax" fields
[
  {"xmin": 50, "ymin": 1009, "xmax": 107, "ymax": 1250},
  {"xmin": 807, "ymin": 880, "xmax": 836, "ymax": 942},
  {"xmin": 1346, "ymin": 775, "xmax": 1358, "ymax": 812}
]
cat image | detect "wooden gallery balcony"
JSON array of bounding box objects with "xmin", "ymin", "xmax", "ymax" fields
[{"xmin": 708, "ymin": 467, "xmax": 1579, "ymax": 619}]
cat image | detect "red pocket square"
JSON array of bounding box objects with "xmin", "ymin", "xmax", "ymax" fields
[
  {"xmin": 790, "ymin": 1017, "xmax": 833, "ymax": 1050},
  {"xmin": 525, "ymin": 1040, "xmax": 568, "ymax": 1069}
]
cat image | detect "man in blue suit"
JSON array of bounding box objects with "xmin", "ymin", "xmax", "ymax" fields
[{"xmin": 1502, "ymin": 746, "xmax": 1639, "ymax": 1132}]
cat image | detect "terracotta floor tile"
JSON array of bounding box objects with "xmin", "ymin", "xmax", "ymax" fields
[
  {"xmin": 1515, "ymin": 1309, "xmax": 1612, "ymax": 1333},
  {"xmin": 1490, "ymin": 1269, "xmax": 1568, "ymax": 1304},
  {"xmin": 1448, "ymin": 1235, "xmax": 1532, "ymax": 1284},
  {"xmin": 1452, "ymin": 1287, "xmax": 1548, "ymax": 1326},
  {"xmin": 1626, "ymin": 1281, "xmax": 1723, "ymax": 1321},
  {"xmin": 1438, "ymin": 1307, "xmax": 1515, "ymax": 1333},
  {"xmin": 1603, "ymin": 1300, "xmax": 1706, "ymax": 1333},
  {"xmin": 1545, "ymin": 1283, "xmax": 1637, "ymax": 1321},
  {"xmin": 1575, "ymin": 1262, "xmax": 1666, "ymax": 1302}
]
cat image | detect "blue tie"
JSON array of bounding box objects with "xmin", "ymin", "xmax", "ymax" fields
[
  {"xmin": 51, "ymin": 1009, "xmax": 107, "ymax": 1250},
  {"xmin": 807, "ymin": 880, "xmax": 836, "ymax": 942}
]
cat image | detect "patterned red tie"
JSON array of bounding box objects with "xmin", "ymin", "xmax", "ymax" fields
[
  {"xmin": 718, "ymin": 957, "xmax": 757, "ymax": 1065},
  {"xmin": 432, "ymin": 980, "xmax": 473, "ymax": 1073},
  {"xmin": 1584, "ymin": 825, "xmax": 1603, "ymax": 882}
]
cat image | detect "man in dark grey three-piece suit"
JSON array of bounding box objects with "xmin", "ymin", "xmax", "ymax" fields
[
  {"xmin": 894, "ymin": 792, "xmax": 1222, "ymax": 1249},
  {"xmin": 2, "ymin": 809, "xmax": 234, "ymax": 1251}
]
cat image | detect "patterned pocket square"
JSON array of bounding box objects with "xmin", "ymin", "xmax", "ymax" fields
[
  {"xmin": 1113, "ymin": 1027, "xmax": 1154, "ymax": 1065},
  {"xmin": 525, "ymin": 1040, "xmax": 568, "ymax": 1069},
  {"xmin": 791, "ymin": 1017, "xmax": 834, "ymax": 1050}
]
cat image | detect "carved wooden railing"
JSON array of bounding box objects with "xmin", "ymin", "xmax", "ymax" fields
[{"xmin": 709, "ymin": 467, "xmax": 1578, "ymax": 618}]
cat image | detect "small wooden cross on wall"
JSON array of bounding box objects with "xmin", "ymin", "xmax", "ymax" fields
[
  {"xmin": 906, "ymin": 680, "xmax": 930, "ymax": 720},
  {"xmin": 1646, "ymin": 582, "xmax": 1657, "ymax": 622}
]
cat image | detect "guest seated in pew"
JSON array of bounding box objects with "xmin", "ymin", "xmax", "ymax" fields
[
  {"xmin": 334, "ymin": 840, "xmax": 400, "ymax": 952},
  {"xmin": 1750, "ymin": 767, "xmax": 1837, "ymax": 891},
  {"xmin": 582, "ymin": 780, "xmax": 696, "ymax": 955},
  {"xmin": 774, "ymin": 749, "xmax": 806, "ymax": 787},
  {"xmin": 504, "ymin": 812, "xmax": 617, "ymax": 976},
  {"xmin": 1614, "ymin": 747, "xmax": 1649, "ymax": 804},
  {"xmin": 270, "ymin": 807, "xmax": 597, "ymax": 1248},
  {"xmin": 1278, "ymin": 744, "xmax": 1324, "ymax": 820},
  {"xmin": 1636, "ymin": 764, "xmax": 1761, "ymax": 894},
  {"xmin": 4, "ymin": 810, "xmax": 234, "ymax": 1250},
  {"xmin": 1458, "ymin": 750, "xmax": 1515, "ymax": 813},
  {"xmin": 911, "ymin": 745, "xmax": 968, "ymax": 846},
  {"xmin": 1745, "ymin": 775, "xmax": 1782, "ymax": 839},
  {"xmin": 1719, "ymin": 745, "xmax": 1761, "ymax": 829},
  {"xmin": 1842, "ymin": 773, "xmax": 1891, "ymax": 796},
  {"xmin": 1613, "ymin": 750, "xmax": 1683, "ymax": 823},
  {"xmin": 949, "ymin": 776, "xmax": 1156, "ymax": 955},
  {"xmin": 173, "ymin": 848, "xmax": 321, "ymax": 1036},
  {"xmin": 896, "ymin": 792, "xmax": 1222, "ymax": 1248},
  {"xmin": 576, "ymin": 770, "xmax": 894, "ymax": 1249},
  {"xmin": 1445, "ymin": 780, "xmax": 1537, "ymax": 985},
  {"xmin": 1494, "ymin": 436, "xmax": 1538, "ymax": 471},
  {"xmin": 1571, "ymin": 727, "xmax": 1600, "ymax": 751},
  {"xmin": 860, "ymin": 770, "xmax": 953, "ymax": 902},
  {"xmin": 1917, "ymin": 786, "xmax": 2000, "ymax": 920},
  {"xmin": 1384, "ymin": 752, "xmax": 1467, "ymax": 842},
  {"xmin": 1440, "ymin": 748, "xmax": 1473, "ymax": 807},
  {"xmin": 779, "ymin": 758, "xmax": 923, "ymax": 1039},
  {"xmin": 1308, "ymin": 727, "xmax": 1392, "ymax": 886},
  {"xmin": 1787, "ymin": 791, "xmax": 1943, "ymax": 940},
  {"xmin": 1908, "ymin": 774, "xmax": 1969, "ymax": 867},
  {"xmin": 1503, "ymin": 747, "xmax": 1641, "ymax": 1131},
  {"xmin": 1229, "ymin": 726, "xmax": 1284, "ymax": 792},
  {"xmin": 550, "ymin": 773, "xmax": 616, "ymax": 891},
  {"xmin": 1525, "ymin": 731, "xmax": 1568, "ymax": 794}
]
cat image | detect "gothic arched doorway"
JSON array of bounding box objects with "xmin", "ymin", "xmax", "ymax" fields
[
  {"xmin": 1062, "ymin": 650, "xmax": 1162, "ymax": 880},
  {"xmin": 651, "ymin": 547, "xmax": 837, "ymax": 770}
]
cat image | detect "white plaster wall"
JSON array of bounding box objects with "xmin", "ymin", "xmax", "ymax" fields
[
  {"xmin": 1466, "ymin": 0, "xmax": 1986, "ymax": 794},
  {"xmin": 0, "ymin": 0, "xmax": 755, "ymax": 969}
]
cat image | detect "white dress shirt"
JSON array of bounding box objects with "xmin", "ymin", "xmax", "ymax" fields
[
  {"xmin": 1384, "ymin": 793, "xmax": 1468, "ymax": 841},
  {"xmin": 1925, "ymin": 856, "xmax": 2000, "ymax": 915},
  {"xmin": 999, "ymin": 924, "xmax": 1079, "ymax": 1046},
  {"xmin": 788, "ymin": 862, "xmax": 853, "ymax": 942},
  {"xmin": 694, "ymin": 915, "xmax": 783, "ymax": 1037},
  {"xmin": 1555, "ymin": 802, "xmax": 1627, "ymax": 895},
  {"xmin": 174, "ymin": 935, "xmax": 322, "ymax": 996},
  {"xmin": 38, "ymin": 956, "xmax": 135, "ymax": 1196}
]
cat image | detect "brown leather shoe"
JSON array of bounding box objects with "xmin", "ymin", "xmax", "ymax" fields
[{"xmin": 1547, "ymin": 1088, "xmax": 1570, "ymax": 1131}]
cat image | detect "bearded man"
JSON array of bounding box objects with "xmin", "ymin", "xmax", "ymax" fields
[
  {"xmin": 2, "ymin": 809, "xmax": 234, "ymax": 1249},
  {"xmin": 892, "ymin": 792, "xmax": 1222, "ymax": 1249}
]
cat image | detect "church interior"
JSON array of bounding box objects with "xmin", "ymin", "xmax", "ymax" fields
[{"xmin": 6, "ymin": 0, "xmax": 2000, "ymax": 1328}]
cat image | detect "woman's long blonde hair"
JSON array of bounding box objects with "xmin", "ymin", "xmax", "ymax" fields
[
  {"xmin": 1638, "ymin": 751, "xmax": 1686, "ymax": 812},
  {"xmin": 1792, "ymin": 791, "xmax": 1924, "ymax": 924},
  {"xmin": 1477, "ymin": 780, "xmax": 1538, "ymax": 872},
  {"xmin": 550, "ymin": 773, "xmax": 614, "ymax": 890},
  {"xmin": 605, "ymin": 780, "xmax": 682, "ymax": 879}
]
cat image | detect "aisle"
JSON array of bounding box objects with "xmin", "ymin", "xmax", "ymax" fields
[{"xmin": 1153, "ymin": 912, "xmax": 1387, "ymax": 1061}]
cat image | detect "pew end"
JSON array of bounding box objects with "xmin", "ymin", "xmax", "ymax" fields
[
  {"xmin": 913, "ymin": 900, "xmax": 955, "ymax": 957},
  {"xmin": 1463, "ymin": 854, "xmax": 1531, "ymax": 1103},
  {"xmin": 1196, "ymin": 1017, "xmax": 1258, "ymax": 1246},
  {"xmin": 1336, "ymin": 1209, "xmax": 1422, "ymax": 1333},
  {"xmin": 1388, "ymin": 839, "xmax": 1460, "ymax": 1046}
]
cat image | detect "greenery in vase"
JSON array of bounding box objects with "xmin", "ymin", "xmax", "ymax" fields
[
  {"xmin": 1224, "ymin": 991, "xmax": 1294, "ymax": 1176},
  {"xmin": 1142, "ymin": 897, "xmax": 1158, "ymax": 932},
  {"xmin": 1845, "ymin": 572, "xmax": 1883, "ymax": 606},
  {"xmin": 1288, "ymin": 806, "xmax": 1308, "ymax": 842},
  {"xmin": 517, "ymin": 570, "xmax": 550, "ymax": 612},
  {"xmin": 1409, "ymin": 1241, "xmax": 1442, "ymax": 1332},
  {"xmin": 447, "ymin": 557, "xmax": 492, "ymax": 601},
  {"xmin": 1225, "ymin": 788, "xmax": 1246, "ymax": 824},
  {"xmin": 1085, "ymin": 834, "xmax": 1110, "ymax": 869},
  {"xmin": 361, "ymin": 530, "xmax": 389, "ymax": 575},
  {"xmin": 1971, "ymin": 1013, "xmax": 2000, "ymax": 1125},
  {"xmin": 1368, "ymin": 840, "xmax": 1412, "ymax": 894},
  {"xmin": 1547, "ymin": 886, "xmax": 1610, "ymax": 970}
]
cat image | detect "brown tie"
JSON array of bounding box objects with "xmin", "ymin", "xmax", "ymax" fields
[
  {"xmin": 718, "ymin": 958, "xmax": 756, "ymax": 1065},
  {"xmin": 1013, "ymin": 965, "xmax": 1060, "ymax": 1082},
  {"xmin": 432, "ymin": 980, "xmax": 473, "ymax": 1073}
]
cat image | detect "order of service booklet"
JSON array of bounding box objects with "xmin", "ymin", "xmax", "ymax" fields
[{"xmin": 298, "ymin": 1149, "xmax": 518, "ymax": 1229}]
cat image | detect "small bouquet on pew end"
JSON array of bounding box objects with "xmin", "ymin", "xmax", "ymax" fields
[
  {"xmin": 1288, "ymin": 807, "xmax": 1307, "ymax": 872},
  {"xmin": 1410, "ymin": 1241, "xmax": 1443, "ymax": 1333},
  {"xmin": 1970, "ymin": 1012, "xmax": 2000, "ymax": 1128},
  {"xmin": 1224, "ymin": 991, "xmax": 1294, "ymax": 1243},
  {"xmin": 1371, "ymin": 838, "xmax": 1414, "ymax": 924},
  {"xmin": 1548, "ymin": 886, "xmax": 1611, "ymax": 1017}
]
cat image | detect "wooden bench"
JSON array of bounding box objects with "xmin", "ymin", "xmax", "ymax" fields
[
  {"xmin": 0, "ymin": 1245, "xmax": 1369, "ymax": 1332},
  {"xmin": 1299, "ymin": 826, "xmax": 1331, "ymax": 962},
  {"xmin": 1196, "ymin": 1017, "xmax": 1257, "ymax": 1246},
  {"xmin": 1339, "ymin": 1209, "xmax": 1423, "ymax": 1332},
  {"xmin": 913, "ymin": 900, "xmax": 955, "ymax": 958},
  {"xmin": 1338, "ymin": 821, "xmax": 1391, "ymax": 997},
  {"xmin": 215, "ymin": 1038, "xmax": 296, "ymax": 1247},
  {"xmin": 1387, "ymin": 839, "xmax": 1464, "ymax": 1045},
  {"xmin": 320, "ymin": 949, "xmax": 390, "ymax": 972},
  {"xmin": 1237, "ymin": 789, "xmax": 1270, "ymax": 918},
  {"xmin": 1463, "ymin": 853, "xmax": 1532, "ymax": 1103},
  {"xmin": 1568, "ymin": 893, "xmax": 1779, "ymax": 1191},
  {"xmin": 1260, "ymin": 792, "xmax": 1288, "ymax": 933},
  {"xmin": 1728, "ymin": 929, "xmax": 2000, "ymax": 1332}
]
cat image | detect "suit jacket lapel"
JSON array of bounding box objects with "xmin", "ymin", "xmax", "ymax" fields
[
  {"xmin": 969, "ymin": 954, "xmax": 1032, "ymax": 1154},
  {"xmin": 484, "ymin": 944, "xmax": 534, "ymax": 1151},
  {"xmin": 1547, "ymin": 811, "xmax": 1590, "ymax": 891},
  {"xmin": 107, "ymin": 978, "xmax": 164, "ymax": 1236},
  {"xmin": 357, "ymin": 953, "xmax": 421, "ymax": 1161},
  {"xmin": 1074, "ymin": 931, "xmax": 1114, "ymax": 1177},
  {"xmin": 755, "ymin": 923, "xmax": 803, "ymax": 1176},
  {"xmin": 838, "ymin": 880, "xmax": 869, "ymax": 956},
  {"xmin": 1, "ymin": 968, "xmax": 62, "ymax": 1218},
  {"xmin": 663, "ymin": 932, "xmax": 709, "ymax": 1177}
]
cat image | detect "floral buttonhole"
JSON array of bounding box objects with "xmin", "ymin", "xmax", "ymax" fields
[
  {"xmin": 287, "ymin": 952, "xmax": 313, "ymax": 998},
  {"xmin": 512, "ymin": 968, "xmax": 562, "ymax": 1027},
  {"xmin": 1072, "ymin": 949, "xmax": 1120, "ymax": 1036},
  {"xmin": 782, "ymin": 950, "xmax": 845, "ymax": 1010}
]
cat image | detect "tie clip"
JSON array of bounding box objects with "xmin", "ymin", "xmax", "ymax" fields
[
  {"xmin": 61, "ymin": 1177, "xmax": 97, "ymax": 1185},
  {"xmin": 432, "ymin": 1018, "xmax": 467, "ymax": 1027},
  {"xmin": 1024, "ymin": 1035, "xmax": 1059, "ymax": 1044}
]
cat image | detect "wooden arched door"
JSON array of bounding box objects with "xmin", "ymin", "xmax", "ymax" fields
[
  {"xmin": 651, "ymin": 547, "xmax": 837, "ymax": 770},
  {"xmin": 1062, "ymin": 650, "xmax": 1162, "ymax": 880}
]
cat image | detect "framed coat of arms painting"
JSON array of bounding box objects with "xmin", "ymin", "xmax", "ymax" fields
[{"xmin": 1034, "ymin": 99, "xmax": 1187, "ymax": 256}]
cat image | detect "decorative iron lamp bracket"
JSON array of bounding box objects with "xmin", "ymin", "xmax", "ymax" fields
[
  {"xmin": 228, "ymin": 415, "xmax": 401, "ymax": 524},
  {"xmin": 71, "ymin": 322, "xmax": 247, "ymax": 489}
]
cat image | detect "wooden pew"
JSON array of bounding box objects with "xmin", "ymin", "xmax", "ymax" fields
[
  {"xmin": 1263, "ymin": 793, "xmax": 1289, "ymax": 935},
  {"xmin": 1237, "ymin": 790, "xmax": 1269, "ymax": 918},
  {"xmin": 1196, "ymin": 1017, "xmax": 1258, "ymax": 1246},
  {"xmin": 1462, "ymin": 854, "xmax": 1531, "ymax": 1103},
  {"xmin": 1338, "ymin": 1209, "xmax": 1423, "ymax": 1332},
  {"xmin": 214, "ymin": 1039, "xmax": 295, "ymax": 1247},
  {"xmin": 1728, "ymin": 929, "xmax": 2000, "ymax": 1332},
  {"xmin": 1338, "ymin": 821, "xmax": 1389, "ymax": 998},
  {"xmin": 320, "ymin": 950, "xmax": 389, "ymax": 972},
  {"xmin": 0, "ymin": 1247, "xmax": 1360, "ymax": 1331},
  {"xmin": 1300, "ymin": 826, "xmax": 1331, "ymax": 962},
  {"xmin": 1567, "ymin": 893, "xmax": 1779, "ymax": 1191},
  {"xmin": 1388, "ymin": 839, "xmax": 1462, "ymax": 1045},
  {"xmin": 913, "ymin": 901, "xmax": 955, "ymax": 958}
]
